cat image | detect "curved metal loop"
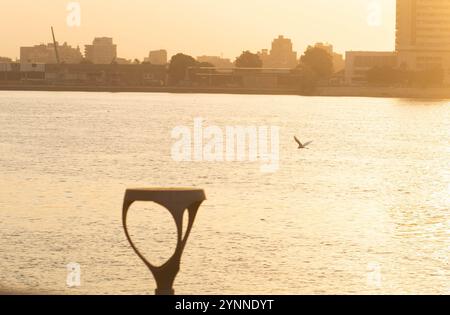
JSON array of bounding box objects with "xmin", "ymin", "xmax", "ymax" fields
[{"xmin": 122, "ymin": 188, "xmax": 205, "ymax": 295}]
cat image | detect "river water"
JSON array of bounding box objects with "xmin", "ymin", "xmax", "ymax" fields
[{"xmin": 0, "ymin": 91, "xmax": 448, "ymax": 294}]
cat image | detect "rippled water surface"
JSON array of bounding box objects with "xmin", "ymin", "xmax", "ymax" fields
[{"xmin": 0, "ymin": 91, "xmax": 448, "ymax": 294}]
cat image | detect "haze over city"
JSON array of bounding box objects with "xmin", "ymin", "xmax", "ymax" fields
[
  {"xmin": 0, "ymin": 0, "xmax": 449, "ymax": 300},
  {"xmin": 1, "ymin": 0, "xmax": 396, "ymax": 60}
]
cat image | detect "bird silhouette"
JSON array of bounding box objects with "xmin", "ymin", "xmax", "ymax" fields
[{"xmin": 294, "ymin": 136, "xmax": 313, "ymax": 149}]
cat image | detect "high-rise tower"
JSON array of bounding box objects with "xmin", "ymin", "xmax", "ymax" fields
[{"xmin": 396, "ymin": 0, "xmax": 450, "ymax": 81}]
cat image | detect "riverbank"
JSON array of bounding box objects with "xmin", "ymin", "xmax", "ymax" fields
[
  {"xmin": 1, "ymin": 84, "xmax": 450, "ymax": 99},
  {"xmin": 318, "ymin": 86, "xmax": 450, "ymax": 99}
]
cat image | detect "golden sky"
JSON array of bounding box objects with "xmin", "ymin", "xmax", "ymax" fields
[{"xmin": 1, "ymin": 0, "xmax": 396, "ymax": 60}]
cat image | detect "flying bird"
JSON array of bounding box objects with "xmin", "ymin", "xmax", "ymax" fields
[{"xmin": 294, "ymin": 136, "xmax": 313, "ymax": 149}]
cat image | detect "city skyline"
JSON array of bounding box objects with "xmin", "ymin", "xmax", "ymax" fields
[
  {"xmin": 3, "ymin": 1, "xmax": 450, "ymax": 88},
  {"xmin": 1, "ymin": 0, "xmax": 396, "ymax": 60}
]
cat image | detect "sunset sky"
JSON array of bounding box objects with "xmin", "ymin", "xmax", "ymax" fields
[{"xmin": 1, "ymin": 0, "xmax": 396, "ymax": 60}]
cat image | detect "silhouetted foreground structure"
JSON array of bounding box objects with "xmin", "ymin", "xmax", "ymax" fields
[{"xmin": 122, "ymin": 188, "xmax": 206, "ymax": 295}]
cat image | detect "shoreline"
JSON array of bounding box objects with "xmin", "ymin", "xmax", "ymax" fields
[{"xmin": 1, "ymin": 84, "xmax": 450, "ymax": 99}]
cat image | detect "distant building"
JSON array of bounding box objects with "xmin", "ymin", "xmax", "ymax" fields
[
  {"xmin": 0, "ymin": 63, "xmax": 19, "ymax": 72},
  {"xmin": 85, "ymin": 38, "xmax": 117, "ymax": 64},
  {"xmin": 396, "ymin": 0, "xmax": 450, "ymax": 83},
  {"xmin": 196, "ymin": 55, "xmax": 233, "ymax": 68},
  {"xmin": 345, "ymin": 51, "xmax": 397, "ymax": 85},
  {"xmin": 58, "ymin": 43, "xmax": 83, "ymax": 64},
  {"xmin": 20, "ymin": 45, "xmax": 49, "ymax": 63},
  {"xmin": 44, "ymin": 64, "xmax": 166, "ymax": 86},
  {"xmin": 269, "ymin": 35, "xmax": 298, "ymax": 68},
  {"xmin": 0, "ymin": 57, "xmax": 12, "ymax": 63},
  {"xmin": 21, "ymin": 63, "xmax": 46, "ymax": 80},
  {"xmin": 115, "ymin": 57, "xmax": 132, "ymax": 65},
  {"xmin": 258, "ymin": 49, "xmax": 270, "ymax": 67},
  {"xmin": 20, "ymin": 42, "xmax": 82, "ymax": 64},
  {"xmin": 187, "ymin": 67, "xmax": 300, "ymax": 89},
  {"xmin": 0, "ymin": 62, "xmax": 45, "ymax": 81},
  {"xmin": 0, "ymin": 62, "xmax": 21, "ymax": 81},
  {"xmin": 144, "ymin": 50, "xmax": 168, "ymax": 65},
  {"xmin": 258, "ymin": 35, "xmax": 298, "ymax": 69},
  {"xmin": 311, "ymin": 42, "xmax": 345, "ymax": 73}
]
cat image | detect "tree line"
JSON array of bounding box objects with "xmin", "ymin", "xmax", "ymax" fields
[{"xmin": 168, "ymin": 46, "xmax": 334, "ymax": 93}]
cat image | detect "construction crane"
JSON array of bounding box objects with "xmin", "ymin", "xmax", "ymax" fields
[{"xmin": 51, "ymin": 26, "xmax": 61, "ymax": 65}]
